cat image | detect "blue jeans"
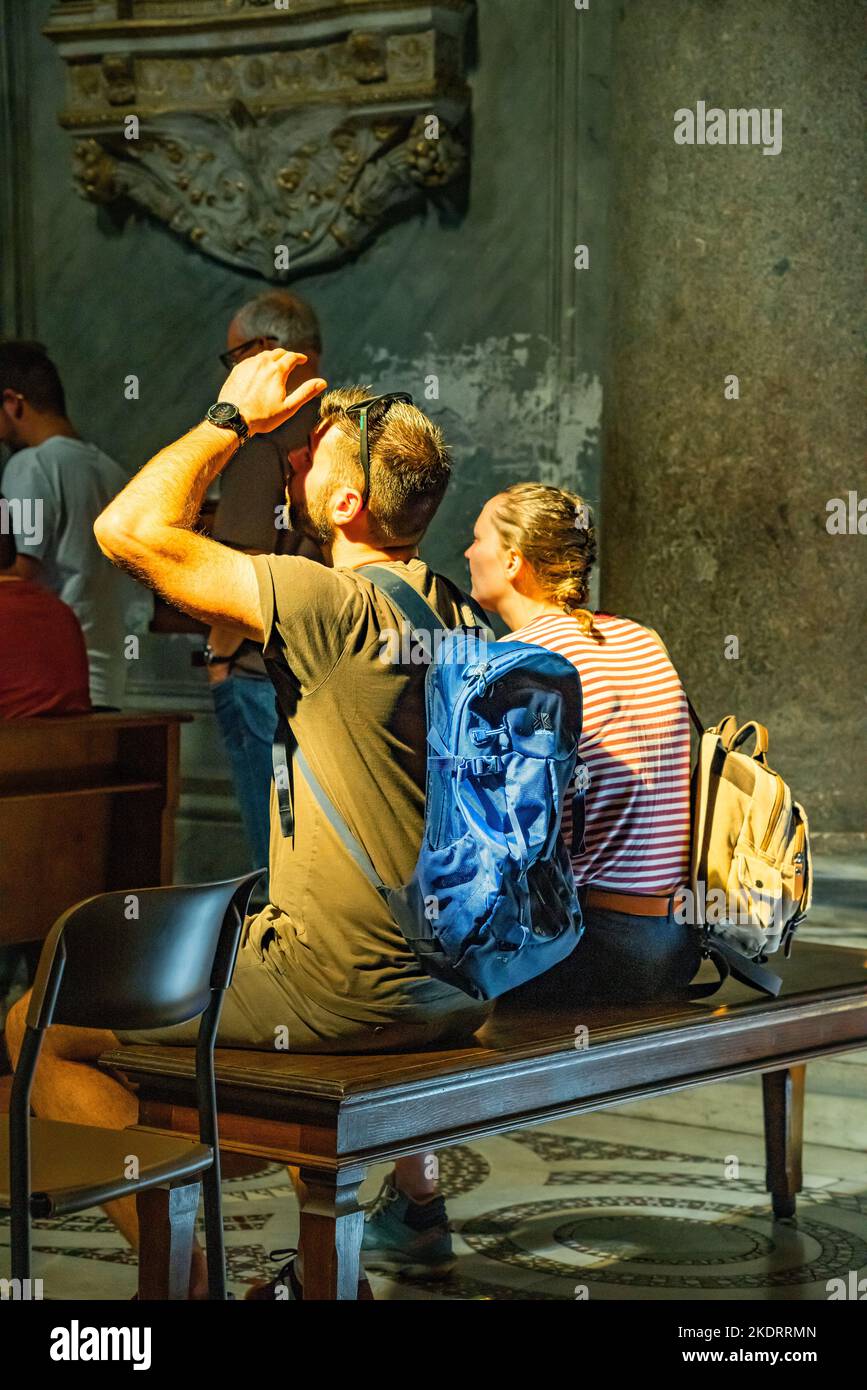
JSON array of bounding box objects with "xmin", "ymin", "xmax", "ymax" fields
[{"xmin": 211, "ymin": 675, "xmax": 277, "ymax": 888}]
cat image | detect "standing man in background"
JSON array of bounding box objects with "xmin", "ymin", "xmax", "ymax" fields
[
  {"xmin": 204, "ymin": 290, "xmax": 324, "ymax": 879},
  {"xmin": 0, "ymin": 340, "xmax": 151, "ymax": 709}
]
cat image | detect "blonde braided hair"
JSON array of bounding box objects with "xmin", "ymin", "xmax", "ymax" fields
[{"xmin": 491, "ymin": 483, "xmax": 602, "ymax": 639}]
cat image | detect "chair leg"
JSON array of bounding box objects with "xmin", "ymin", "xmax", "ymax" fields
[
  {"xmin": 137, "ymin": 1181, "xmax": 201, "ymax": 1300},
  {"xmin": 762, "ymin": 1064, "xmax": 805, "ymax": 1218},
  {"xmin": 297, "ymin": 1164, "xmax": 367, "ymax": 1300},
  {"xmin": 10, "ymin": 1199, "xmax": 31, "ymax": 1284},
  {"xmin": 201, "ymin": 1160, "xmax": 226, "ymax": 1300}
]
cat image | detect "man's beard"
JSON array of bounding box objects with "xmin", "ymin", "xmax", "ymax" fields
[{"xmin": 289, "ymin": 486, "xmax": 333, "ymax": 549}]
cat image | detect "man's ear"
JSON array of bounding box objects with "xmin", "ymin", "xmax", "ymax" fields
[{"xmin": 331, "ymin": 485, "xmax": 364, "ymax": 528}]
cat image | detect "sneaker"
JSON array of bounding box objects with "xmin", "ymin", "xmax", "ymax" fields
[
  {"xmin": 244, "ymin": 1248, "xmax": 374, "ymax": 1300},
  {"xmin": 244, "ymin": 1248, "xmax": 303, "ymax": 1301},
  {"xmin": 361, "ymin": 1176, "xmax": 456, "ymax": 1277}
]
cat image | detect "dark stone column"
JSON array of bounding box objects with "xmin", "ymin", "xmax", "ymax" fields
[{"xmin": 601, "ymin": 0, "xmax": 865, "ymax": 836}]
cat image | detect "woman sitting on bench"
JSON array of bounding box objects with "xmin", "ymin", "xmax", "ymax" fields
[
  {"xmin": 364, "ymin": 482, "xmax": 701, "ymax": 1275},
  {"xmin": 467, "ymin": 481, "xmax": 700, "ymax": 1004}
]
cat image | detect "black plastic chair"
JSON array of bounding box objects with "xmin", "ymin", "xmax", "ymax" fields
[{"xmin": 0, "ymin": 869, "xmax": 264, "ymax": 1300}]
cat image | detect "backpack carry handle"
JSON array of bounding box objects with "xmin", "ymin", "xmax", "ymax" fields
[{"xmin": 728, "ymin": 720, "xmax": 769, "ymax": 759}]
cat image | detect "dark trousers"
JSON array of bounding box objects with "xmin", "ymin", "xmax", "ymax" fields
[{"xmin": 512, "ymin": 902, "xmax": 704, "ymax": 1009}]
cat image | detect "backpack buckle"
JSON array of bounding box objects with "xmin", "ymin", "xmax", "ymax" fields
[{"xmin": 470, "ymin": 755, "xmax": 502, "ymax": 776}]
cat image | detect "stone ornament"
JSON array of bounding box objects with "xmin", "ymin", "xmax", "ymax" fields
[{"xmin": 44, "ymin": 0, "xmax": 473, "ymax": 278}]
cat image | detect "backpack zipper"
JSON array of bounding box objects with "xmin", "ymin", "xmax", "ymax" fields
[{"xmin": 759, "ymin": 774, "xmax": 786, "ymax": 853}]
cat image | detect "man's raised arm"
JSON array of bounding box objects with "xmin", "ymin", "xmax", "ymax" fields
[{"xmin": 93, "ymin": 350, "xmax": 326, "ymax": 640}]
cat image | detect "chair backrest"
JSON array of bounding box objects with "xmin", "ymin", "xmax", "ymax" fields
[{"xmin": 25, "ymin": 871, "xmax": 264, "ymax": 1034}]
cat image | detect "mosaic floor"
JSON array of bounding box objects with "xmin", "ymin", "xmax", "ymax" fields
[
  {"xmin": 1, "ymin": 855, "xmax": 864, "ymax": 1300},
  {"xmin": 1, "ymin": 1106, "xmax": 865, "ymax": 1301}
]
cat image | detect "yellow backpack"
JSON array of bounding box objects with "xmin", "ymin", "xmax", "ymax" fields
[
  {"xmin": 689, "ymin": 715, "xmax": 812, "ymax": 975},
  {"xmin": 646, "ymin": 630, "xmax": 812, "ymax": 997}
]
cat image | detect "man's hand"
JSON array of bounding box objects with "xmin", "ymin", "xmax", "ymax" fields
[
  {"xmin": 219, "ymin": 349, "xmax": 327, "ymax": 436},
  {"xmin": 94, "ymin": 352, "xmax": 326, "ymax": 638}
]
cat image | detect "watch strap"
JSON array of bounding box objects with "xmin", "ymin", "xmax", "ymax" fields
[
  {"xmin": 206, "ymin": 402, "xmax": 249, "ymax": 439},
  {"xmin": 204, "ymin": 644, "xmax": 236, "ymax": 667}
]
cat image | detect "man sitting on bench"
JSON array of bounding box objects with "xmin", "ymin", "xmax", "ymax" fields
[{"xmin": 5, "ymin": 349, "xmax": 493, "ymax": 1299}]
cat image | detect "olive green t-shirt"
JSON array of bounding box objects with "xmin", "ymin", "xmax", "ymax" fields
[{"xmin": 248, "ymin": 553, "xmax": 481, "ymax": 1023}]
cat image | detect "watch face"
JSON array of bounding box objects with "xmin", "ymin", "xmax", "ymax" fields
[{"xmin": 209, "ymin": 402, "xmax": 237, "ymax": 424}]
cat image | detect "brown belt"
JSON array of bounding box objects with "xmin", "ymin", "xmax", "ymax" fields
[{"xmin": 584, "ymin": 888, "xmax": 686, "ymax": 918}]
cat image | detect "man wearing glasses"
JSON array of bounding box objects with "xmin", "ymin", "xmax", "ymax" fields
[
  {"xmin": 0, "ymin": 340, "xmax": 151, "ymax": 709},
  {"xmin": 206, "ymin": 291, "xmax": 324, "ymax": 886},
  {"xmin": 7, "ymin": 346, "xmax": 494, "ymax": 1299}
]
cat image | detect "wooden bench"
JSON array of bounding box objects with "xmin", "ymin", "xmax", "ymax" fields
[{"xmin": 100, "ymin": 942, "xmax": 867, "ymax": 1299}]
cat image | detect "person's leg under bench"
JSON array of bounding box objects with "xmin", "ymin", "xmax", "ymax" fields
[
  {"xmin": 6, "ymin": 926, "xmax": 488, "ymax": 1299},
  {"xmin": 372, "ymin": 907, "xmax": 704, "ymax": 1270}
]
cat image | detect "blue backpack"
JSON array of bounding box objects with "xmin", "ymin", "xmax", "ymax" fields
[{"xmin": 271, "ymin": 566, "xmax": 588, "ymax": 1001}]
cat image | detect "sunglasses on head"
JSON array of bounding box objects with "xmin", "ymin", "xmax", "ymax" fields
[{"xmin": 344, "ymin": 392, "xmax": 414, "ymax": 504}]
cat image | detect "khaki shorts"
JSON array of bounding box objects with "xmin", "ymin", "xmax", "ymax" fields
[{"xmin": 115, "ymin": 923, "xmax": 493, "ymax": 1055}]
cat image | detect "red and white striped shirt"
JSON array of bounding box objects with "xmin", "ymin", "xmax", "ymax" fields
[{"xmin": 509, "ymin": 612, "xmax": 691, "ymax": 894}]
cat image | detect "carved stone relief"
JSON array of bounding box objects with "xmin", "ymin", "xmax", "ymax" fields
[{"xmin": 43, "ymin": 0, "xmax": 474, "ymax": 277}]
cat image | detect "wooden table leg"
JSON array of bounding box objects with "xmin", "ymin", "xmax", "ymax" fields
[
  {"xmin": 137, "ymin": 1181, "xmax": 201, "ymax": 1300},
  {"xmin": 762, "ymin": 1064, "xmax": 805, "ymax": 1219},
  {"xmin": 296, "ymin": 1164, "xmax": 367, "ymax": 1300}
]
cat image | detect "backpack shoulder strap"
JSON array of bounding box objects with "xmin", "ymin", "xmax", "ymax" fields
[
  {"xmin": 357, "ymin": 564, "xmax": 440, "ymax": 639},
  {"xmin": 686, "ymin": 932, "xmax": 783, "ymax": 999},
  {"xmin": 294, "ymin": 745, "xmax": 387, "ymax": 896},
  {"xmin": 294, "ymin": 745, "xmax": 451, "ymax": 970},
  {"xmin": 358, "ymin": 564, "xmax": 492, "ymax": 641},
  {"xmin": 460, "ymin": 591, "xmax": 493, "ymax": 631}
]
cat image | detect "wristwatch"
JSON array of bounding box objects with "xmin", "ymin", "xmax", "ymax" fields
[
  {"xmin": 205, "ymin": 401, "xmax": 249, "ymax": 439},
  {"xmin": 202, "ymin": 644, "xmax": 235, "ymax": 668}
]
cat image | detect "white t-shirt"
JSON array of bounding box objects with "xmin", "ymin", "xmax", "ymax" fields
[{"xmin": 1, "ymin": 436, "xmax": 152, "ymax": 707}]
